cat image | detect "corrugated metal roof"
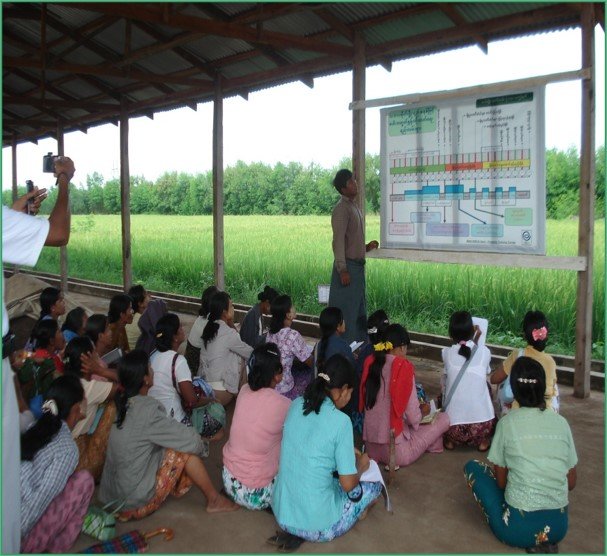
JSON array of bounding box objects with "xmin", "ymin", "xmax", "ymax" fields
[{"xmin": 2, "ymin": 1, "xmax": 599, "ymax": 145}]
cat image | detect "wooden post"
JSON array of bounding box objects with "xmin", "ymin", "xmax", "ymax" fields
[
  {"xmin": 352, "ymin": 31, "xmax": 366, "ymax": 227},
  {"xmin": 213, "ymin": 78, "xmax": 225, "ymax": 290},
  {"xmin": 11, "ymin": 135, "xmax": 18, "ymax": 203},
  {"xmin": 57, "ymin": 124, "xmax": 68, "ymax": 293},
  {"xmin": 120, "ymin": 99, "xmax": 132, "ymax": 291},
  {"xmin": 574, "ymin": 5, "xmax": 596, "ymax": 398}
]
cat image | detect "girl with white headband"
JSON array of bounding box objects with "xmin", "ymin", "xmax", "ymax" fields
[
  {"xmin": 491, "ymin": 310, "xmax": 559, "ymax": 413},
  {"xmin": 19, "ymin": 375, "xmax": 94, "ymax": 553},
  {"xmin": 465, "ymin": 356, "xmax": 577, "ymax": 553}
]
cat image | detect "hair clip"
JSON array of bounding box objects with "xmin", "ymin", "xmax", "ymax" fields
[
  {"xmin": 458, "ymin": 340, "xmax": 467, "ymax": 346},
  {"xmin": 41, "ymin": 399, "xmax": 59, "ymax": 416},
  {"xmin": 373, "ymin": 341, "xmax": 393, "ymax": 352},
  {"xmin": 516, "ymin": 378, "xmax": 538, "ymax": 384},
  {"xmin": 367, "ymin": 327, "xmax": 378, "ymax": 334},
  {"xmin": 156, "ymin": 332, "xmax": 163, "ymax": 338},
  {"xmin": 318, "ymin": 373, "xmax": 330, "ymax": 383},
  {"xmin": 531, "ymin": 326, "xmax": 548, "ymax": 341},
  {"xmin": 267, "ymin": 349, "xmax": 279, "ymax": 357}
]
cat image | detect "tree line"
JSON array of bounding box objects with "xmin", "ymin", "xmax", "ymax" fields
[{"xmin": 4, "ymin": 147, "xmax": 604, "ymax": 219}]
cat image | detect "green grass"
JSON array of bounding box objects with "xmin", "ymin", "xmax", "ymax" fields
[{"xmin": 34, "ymin": 214, "xmax": 605, "ymax": 358}]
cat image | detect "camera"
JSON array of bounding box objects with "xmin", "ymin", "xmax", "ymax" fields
[
  {"xmin": 42, "ymin": 152, "xmax": 58, "ymax": 173},
  {"xmin": 25, "ymin": 180, "xmax": 34, "ymax": 214}
]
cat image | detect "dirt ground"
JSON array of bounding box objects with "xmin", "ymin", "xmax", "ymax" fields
[{"xmin": 53, "ymin": 292, "xmax": 605, "ymax": 554}]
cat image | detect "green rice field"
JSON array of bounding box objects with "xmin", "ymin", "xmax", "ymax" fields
[{"xmin": 33, "ymin": 215, "xmax": 605, "ymax": 358}]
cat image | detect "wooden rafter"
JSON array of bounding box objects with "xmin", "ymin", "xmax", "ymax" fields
[
  {"xmin": 438, "ymin": 3, "xmax": 488, "ymax": 54},
  {"xmin": 69, "ymin": 3, "xmax": 354, "ymax": 58},
  {"xmin": 368, "ymin": 3, "xmax": 580, "ymax": 58}
]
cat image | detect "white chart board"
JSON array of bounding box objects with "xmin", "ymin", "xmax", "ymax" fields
[{"xmin": 380, "ymin": 88, "xmax": 546, "ymax": 254}]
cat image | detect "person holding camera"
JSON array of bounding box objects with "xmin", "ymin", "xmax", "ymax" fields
[{"xmin": 2, "ymin": 155, "xmax": 75, "ymax": 553}]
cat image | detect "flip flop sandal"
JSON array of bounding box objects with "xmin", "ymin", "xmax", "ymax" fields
[
  {"xmin": 267, "ymin": 531, "xmax": 290, "ymax": 547},
  {"xmin": 384, "ymin": 464, "xmax": 400, "ymax": 471},
  {"xmin": 277, "ymin": 534, "xmax": 305, "ymax": 553},
  {"xmin": 477, "ymin": 442, "xmax": 491, "ymax": 453}
]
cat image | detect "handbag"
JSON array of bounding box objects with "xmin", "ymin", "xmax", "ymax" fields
[{"xmin": 81, "ymin": 498, "xmax": 128, "ymax": 541}]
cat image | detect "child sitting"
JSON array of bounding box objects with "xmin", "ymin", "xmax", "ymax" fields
[
  {"xmin": 441, "ymin": 311, "xmax": 495, "ymax": 452},
  {"xmin": 490, "ymin": 310, "xmax": 559, "ymax": 413},
  {"xmin": 313, "ymin": 307, "xmax": 354, "ymax": 377}
]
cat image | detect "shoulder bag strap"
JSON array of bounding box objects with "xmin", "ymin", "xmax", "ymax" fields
[
  {"xmin": 170, "ymin": 353, "xmax": 181, "ymax": 395},
  {"xmin": 442, "ymin": 345, "xmax": 478, "ymax": 411}
]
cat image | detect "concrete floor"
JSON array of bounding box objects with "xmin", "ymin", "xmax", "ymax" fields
[{"xmin": 47, "ymin": 292, "xmax": 605, "ymax": 554}]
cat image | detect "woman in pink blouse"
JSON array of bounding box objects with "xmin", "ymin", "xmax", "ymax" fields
[
  {"xmin": 222, "ymin": 343, "xmax": 291, "ymax": 510},
  {"xmin": 265, "ymin": 295, "xmax": 313, "ymax": 400}
]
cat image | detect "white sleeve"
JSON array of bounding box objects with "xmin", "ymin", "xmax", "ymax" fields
[
  {"xmin": 175, "ymin": 355, "xmax": 192, "ymax": 384},
  {"xmin": 2, "ymin": 206, "xmax": 50, "ymax": 266}
]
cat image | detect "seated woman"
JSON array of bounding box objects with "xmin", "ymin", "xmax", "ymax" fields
[
  {"xmin": 442, "ymin": 311, "xmax": 495, "ymax": 452},
  {"xmin": 490, "ymin": 310, "xmax": 559, "ymax": 414},
  {"xmin": 464, "ymin": 357, "xmax": 577, "ymax": 553},
  {"xmin": 63, "ymin": 337, "xmax": 118, "ymax": 482},
  {"xmin": 199, "ymin": 292, "xmax": 253, "ymax": 406},
  {"xmin": 85, "ymin": 313, "xmax": 113, "ymax": 357},
  {"xmin": 99, "ymin": 350, "xmax": 238, "ymax": 518},
  {"xmin": 18, "ymin": 319, "xmax": 65, "ymax": 407},
  {"xmin": 271, "ymin": 354, "xmax": 382, "ymax": 550},
  {"xmin": 347, "ymin": 310, "xmax": 391, "ymax": 435},
  {"xmin": 134, "ymin": 298, "xmax": 168, "ymax": 355},
  {"xmin": 25, "ymin": 287, "xmax": 66, "ymax": 351},
  {"xmin": 360, "ymin": 324, "xmax": 450, "ymax": 470},
  {"xmin": 314, "ymin": 307, "xmax": 354, "ymax": 377},
  {"xmin": 107, "ymin": 293, "xmax": 134, "ymax": 353},
  {"xmin": 265, "ymin": 295, "xmax": 313, "ymax": 400},
  {"xmin": 61, "ymin": 306, "xmax": 88, "ymax": 344},
  {"xmin": 125, "ymin": 284, "xmax": 150, "ymax": 349},
  {"xmin": 20, "ymin": 375, "xmax": 94, "ymax": 553},
  {"xmin": 239, "ymin": 285, "xmax": 279, "ymax": 348},
  {"xmin": 222, "ymin": 343, "xmax": 291, "ymax": 510},
  {"xmin": 149, "ymin": 313, "xmax": 223, "ymax": 439},
  {"xmin": 185, "ymin": 285, "xmax": 218, "ymax": 374}
]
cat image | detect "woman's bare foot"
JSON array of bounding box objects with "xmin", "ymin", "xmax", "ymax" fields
[
  {"xmin": 444, "ymin": 438, "xmax": 455, "ymax": 450},
  {"xmin": 206, "ymin": 493, "xmax": 240, "ymax": 513},
  {"xmin": 358, "ymin": 497, "xmax": 380, "ymax": 521},
  {"xmin": 477, "ymin": 440, "xmax": 491, "ymax": 452}
]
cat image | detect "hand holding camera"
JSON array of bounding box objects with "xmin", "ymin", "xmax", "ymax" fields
[{"xmin": 43, "ymin": 153, "xmax": 75, "ymax": 183}]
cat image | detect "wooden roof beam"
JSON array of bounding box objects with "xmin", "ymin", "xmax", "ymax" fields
[
  {"xmin": 46, "ymin": 14, "xmax": 118, "ymax": 50},
  {"xmin": 315, "ymin": 8, "xmax": 355, "ymax": 44},
  {"xmin": 49, "ymin": 17, "xmax": 118, "ymax": 65},
  {"xmin": 438, "ymin": 3, "xmax": 488, "ymax": 54},
  {"xmin": 70, "ymin": 3, "xmax": 354, "ymax": 58},
  {"xmin": 3, "ymin": 57, "xmax": 213, "ymax": 87},
  {"xmin": 131, "ymin": 21, "xmax": 217, "ymax": 79},
  {"xmin": 195, "ymin": 3, "xmax": 307, "ymax": 27},
  {"xmin": 368, "ymin": 3, "xmax": 581, "ymax": 58},
  {"xmin": 4, "ymin": 96, "xmax": 120, "ymax": 112},
  {"xmin": 40, "ymin": 8, "xmax": 175, "ymax": 97}
]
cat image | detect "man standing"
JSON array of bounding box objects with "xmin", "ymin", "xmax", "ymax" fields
[
  {"xmin": 328, "ymin": 169, "xmax": 378, "ymax": 345},
  {"xmin": 2, "ymin": 157, "xmax": 75, "ymax": 553}
]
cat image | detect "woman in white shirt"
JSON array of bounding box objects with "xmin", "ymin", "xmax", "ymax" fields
[
  {"xmin": 149, "ymin": 313, "xmax": 201, "ymax": 424},
  {"xmin": 185, "ymin": 285, "xmax": 218, "ymax": 374},
  {"xmin": 199, "ymin": 292, "xmax": 253, "ymax": 406},
  {"xmin": 441, "ymin": 311, "xmax": 495, "ymax": 452}
]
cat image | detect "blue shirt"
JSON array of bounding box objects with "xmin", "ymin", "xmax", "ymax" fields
[
  {"xmin": 272, "ymin": 397, "xmax": 357, "ymax": 532},
  {"xmin": 314, "ymin": 334, "xmax": 354, "ymax": 376}
]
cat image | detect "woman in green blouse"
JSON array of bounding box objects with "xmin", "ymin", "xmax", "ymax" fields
[{"xmin": 464, "ymin": 357, "xmax": 577, "ymax": 553}]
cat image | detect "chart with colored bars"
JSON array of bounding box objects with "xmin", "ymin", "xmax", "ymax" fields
[{"xmin": 380, "ymin": 88, "xmax": 546, "ymax": 255}]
